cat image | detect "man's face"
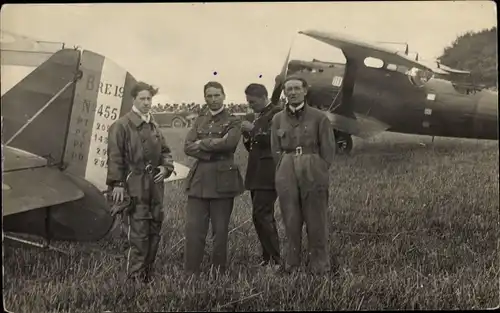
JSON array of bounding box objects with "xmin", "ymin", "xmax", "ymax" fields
[
  {"xmin": 284, "ymin": 79, "xmax": 307, "ymax": 106},
  {"xmin": 205, "ymin": 87, "xmax": 225, "ymax": 111},
  {"xmin": 245, "ymin": 94, "xmax": 268, "ymax": 113},
  {"xmin": 133, "ymin": 90, "xmax": 153, "ymax": 114}
]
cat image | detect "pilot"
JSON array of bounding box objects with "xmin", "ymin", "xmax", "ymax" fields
[
  {"xmin": 270, "ymin": 75, "xmax": 335, "ymax": 274},
  {"xmin": 241, "ymin": 83, "xmax": 282, "ymax": 267},
  {"xmin": 106, "ymin": 81, "xmax": 175, "ymax": 283},
  {"xmin": 183, "ymin": 81, "xmax": 245, "ymax": 277}
]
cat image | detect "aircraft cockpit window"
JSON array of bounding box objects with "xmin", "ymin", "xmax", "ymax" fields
[
  {"xmin": 387, "ymin": 64, "xmax": 398, "ymax": 71},
  {"xmin": 406, "ymin": 67, "xmax": 433, "ymax": 87},
  {"xmin": 364, "ymin": 57, "xmax": 384, "ymax": 69}
]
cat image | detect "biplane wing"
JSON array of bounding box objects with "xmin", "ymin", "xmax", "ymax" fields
[
  {"xmin": 296, "ymin": 29, "xmax": 439, "ymax": 138},
  {"xmin": 298, "ymin": 30, "xmax": 435, "ymax": 72}
]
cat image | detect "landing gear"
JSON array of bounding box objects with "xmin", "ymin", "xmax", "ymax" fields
[{"xmin": 334, "ymin": 130, "xmax": 353, "ymax": 154}]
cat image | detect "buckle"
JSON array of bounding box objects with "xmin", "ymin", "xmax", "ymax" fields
[
  {"xmin": 144, "ymin": 164, "xmax": 154, "ymax": 174},
  {"xmin": 295, "ymin": 146, "xmax": 303, "ymax": 156}
]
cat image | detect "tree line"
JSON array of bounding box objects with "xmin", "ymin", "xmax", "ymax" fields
[{"xmin": 438, "ymin": 26, "xmax": 497, "ymax": 88}]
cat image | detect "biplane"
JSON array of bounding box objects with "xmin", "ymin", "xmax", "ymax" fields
[
  {"xmin": 1, "ymin": 30, "xmax": 190, "ymax": 249},
  {"xmin": 270, "ymin": 30, "xmax": 498, "ymax": 153}
]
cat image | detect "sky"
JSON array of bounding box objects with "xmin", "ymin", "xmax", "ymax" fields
[{"xmin": 1, "ymin": 2, "xmax": 497, "ymax": 104}]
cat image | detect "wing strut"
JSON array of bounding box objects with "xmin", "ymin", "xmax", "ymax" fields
[
  {"xmin": 3, "ymin": 233, "xmax": 69, "ymax": 255},
  {"xmin": 4, "ymin": 70, "xmax": 83, "ymax": 146}
]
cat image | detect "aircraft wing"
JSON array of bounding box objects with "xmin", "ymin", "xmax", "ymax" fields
[
  {"xmin": 2, "ymin": 146, "xmax": 84, "ymax": 216},
  {"xmin": 298, "ymin": 30, "xmax": 435, "ymax": 72},
  {"xmin": 1, "ymin": 29, "xmax": 63, "ymax": 68},
  {"xmin": 166, "ymin": 162, "xmax": 190, "ymax": 182}
]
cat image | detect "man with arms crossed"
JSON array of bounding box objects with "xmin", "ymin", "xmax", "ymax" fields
[{"xmin": 183, "ymin": 81, "xmax": 245, "ymax": 276}]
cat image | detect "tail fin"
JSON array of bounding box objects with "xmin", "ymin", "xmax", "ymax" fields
[
  {"xmin": 2, "ymin": 46, "xmax": 188, "ymax": 193},
  {"xmin": 1, "ymin": 48, "xmax": 136, "ymax": 191},
  {"xmin": 1, "ymin": 48, "xmax": 81, "ymax": 164},
  {"xmin": 61, "ymin": 50, "xmax": 136, "ymax": 191}
]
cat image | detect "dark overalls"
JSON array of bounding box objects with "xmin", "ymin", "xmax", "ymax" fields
[
  {"xmin": 107, "ymin": 111, "xmax": 174, "ymax": 281},
  {"xmin": 270, "ymin": 103, "xmax": 335, "ymax": 273},
  {"xmin": 242, "ymin": 103, "xmax": 282, "ymax": 265},
  {"xmin": 183, "ymin": 109, "xmax": 245, "ymax": 275}
]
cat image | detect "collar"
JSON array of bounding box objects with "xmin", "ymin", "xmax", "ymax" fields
[
  {"xmin": 128, "ymin": 110, "xmax": 157, "ymax": 128},
  {"xmin": 255, "ymin": 100, "xmax": 272, "ymax": 118},
  {"xmin": 288, "ymin": 101, "xmax": 304, "ymax": 113},
  {"xmin": 132, "ymin": 105, "xmax": 151, "ymax": 123},
  {"xmin": 209, "ymin": 105, "xmax": 225, "ymax": 116}
]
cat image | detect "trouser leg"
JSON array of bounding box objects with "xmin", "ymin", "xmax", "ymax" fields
[
  {"xmin": 302, "ymin": 189, "xmax": 330, "ymax": 274},
  {"xmin": 275, "ymin": 156, "xmax": 303, "ymax": 269},
  {"xmin": 126, "ymin": 203, "xmax": 151, "ymax": 279},
  {"xmin": 251, "ymin": 190, "xmax": 280, "ymax": 264},
  {"xmin": 144, "ymin": 200, "xmax": 165, "ymax": 276},
  {"xmin": 184, "ymin": 197, "xmax": 210, "ymax": 275},
  {"xmin": 209, "ymin": 198, "xmax": 234, "ymax": 273}
]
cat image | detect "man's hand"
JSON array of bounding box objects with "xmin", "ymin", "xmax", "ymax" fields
[
  {"xmin": 241, "ymin": 120, "xmax": 254, "ymax": 133},
  {"xmin": 112, "ymin": 186, "xmax": 125, "ymax": 203},
  {"xmin": 154, "ymin": 166, "xmax": 167, "ymax": 183}
]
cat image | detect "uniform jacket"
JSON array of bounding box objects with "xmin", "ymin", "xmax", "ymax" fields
[
  {"xmin": 270, "ymin": 103, "xmax": 335, "ymax": 191},
  {"xmin": 184, "ymin": 108, "xmax": 245, "ymax": 199},
  {"xmin": 242, "ymin": 103, "xmax": 282, "ymax": 190},
  {"xmin": 106, "ymin": 111, "xmax": 174, "ymax": 199}
]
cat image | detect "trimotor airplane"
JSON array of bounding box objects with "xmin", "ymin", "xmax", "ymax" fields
[
  {"xmin": 270, "ymin": 30, "xmax": 498, "ymax": 153},
  {"xmin": 1, "ymin": 30, "xmax": 190, "ymax": 250}
]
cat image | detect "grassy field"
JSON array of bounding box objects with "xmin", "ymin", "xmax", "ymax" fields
[{"xmin": 3, "ymin": 128, "xmax": 499, "ymax": 312}]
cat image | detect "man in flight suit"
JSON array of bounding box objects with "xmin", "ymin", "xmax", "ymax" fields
[
  {"xmin": 241, "ymin": 83, "xmax": 282, "ymax": 266},
  {"xmin": 270, "ymin": 76, "xmax": 335, "ymax": 274},
  {"xmin": 107, "ymin": 82, "xmax": 175, "ymax": 283},
  {"xmin": 183, "ymin": 81, "xmax": 245, "ymax": 276}
]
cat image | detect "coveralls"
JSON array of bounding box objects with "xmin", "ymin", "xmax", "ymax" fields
[
  {"xmin": 107, "ymin": 111, "xmax": 174, "ymax": 281},
  {"xmin": 242, "ymin": 103, "xmax": 282, "ymax": 265},
  {"xmin": 183, "ymin": 108, "xmax": 245, "ymax": 275},
  {"xmin": 270, "ymin": 102, "xmax": 335, "ymax": 273}
]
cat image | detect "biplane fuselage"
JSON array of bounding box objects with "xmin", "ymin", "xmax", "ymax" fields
[
  {"xmin": 276, "ymin": 30, "xmax": 498, "ymax": 152},
  {"xmin": 289, "ymin": 59, "xmax": 498, "ymax": 140}
]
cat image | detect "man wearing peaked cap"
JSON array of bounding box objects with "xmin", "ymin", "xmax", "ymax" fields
[{"xmin": 242, "ymin": 83, "xmax": 282, "ymax": 267}]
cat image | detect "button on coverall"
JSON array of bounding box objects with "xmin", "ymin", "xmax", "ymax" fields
[
  {"xmin": 107, "ymin": 111, "xmax": 174, "ymax": 280},
  {"xmin": 183, "ymin": 109, "xmax": 245, "ymax": 275},
  {"xmin": 270, "ymin": 104, "xmax": 335, "ymax": 273}
]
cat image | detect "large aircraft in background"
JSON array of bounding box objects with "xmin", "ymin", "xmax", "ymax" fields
[
  {"xmin": 270, "ymin": 30, "xmax": 498, "ymax": 153},
  {"xmin": 1, "ymin": 30, "xmax": 190, "ymax": 250}
]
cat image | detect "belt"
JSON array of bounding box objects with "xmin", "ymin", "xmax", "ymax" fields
[
  {"xmin": 283, "ymin": 146, "xmax": 318, "ymax": 156},
  {"xmin": 129, "ymin": 164, "xmax": 157, "ymax": 174},
  {"xmin": 209, "ymin": 154, "xmax": 233, "ymax": 161}
]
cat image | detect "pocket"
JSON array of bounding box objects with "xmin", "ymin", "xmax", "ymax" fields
[
  {"xmin": 216, "ymin": 162, "xmax": 242, "ymax": 193},
  {"xmin": 277, "ymin": 128, "xmax": 292, "ymax": 147}
]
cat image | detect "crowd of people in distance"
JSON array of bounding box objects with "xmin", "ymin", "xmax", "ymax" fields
[{"xmin": 152, "ymin": 102, "xmax": 251, "ymax": 114}]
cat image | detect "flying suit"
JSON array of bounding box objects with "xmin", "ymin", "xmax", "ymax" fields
[
  {"xmin": 183, "ymin": 108, "xmax": 245, "ymax": 275},
  {"xmin": 270, "ymin": 102, "xmax": 335, "ymax": 273},
  {"xmin": 107, "ymin": 111, "xmax": 174, "ymax": 281},
  {"xmin": 242, "ymin": 103, "xmax": 282, "ymax": 265}
]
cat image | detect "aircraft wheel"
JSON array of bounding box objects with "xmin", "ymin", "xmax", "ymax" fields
[
  {"xmin": 172, "ymin": 118, "xmax": 185, "ymax": 128},
  {"xmin": 335, "ymin": 132, "xmax": 353, "ymax": 154}
]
